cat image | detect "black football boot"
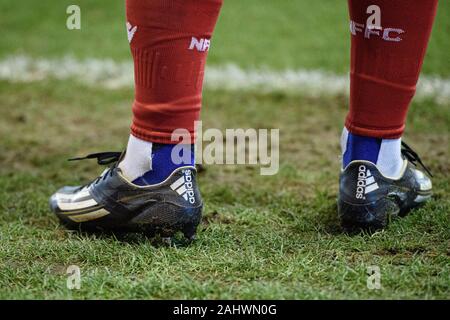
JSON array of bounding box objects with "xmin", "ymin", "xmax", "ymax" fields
[
  {"xmin": 338, "ymin": 142, "xmax": 433, "ymax": 232},
  {"xmin": 50, "ymin": 152, "xmax": 202, "ymax": 240}
]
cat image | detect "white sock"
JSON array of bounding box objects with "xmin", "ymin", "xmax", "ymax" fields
[
  {"xmin": 118, "ymin": 134, "xmax": 153, "ymax": 181},
  {"xmin": 341, "ymin": 128, "xmax": 404, "ymax": 178},
  {"xmin": 377, "ymin": 138, "xmax": 404, "ymax": 178}
]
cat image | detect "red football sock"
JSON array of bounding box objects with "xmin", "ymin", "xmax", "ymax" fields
[
  {"xmin": 126, "ymin": 0, "xmax": 223, "ymax": 144},
  {"xmin": 346, "ymin": 0, "xmax": 438, "ymax": 139}
]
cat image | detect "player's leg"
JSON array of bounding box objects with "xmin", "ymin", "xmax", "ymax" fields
[
  {"xmin": 50, "ymin": 0, "xmax": 223, "ymax": 238},
  {"xmin": 338, "ymin": 0, "xmax": 438, "ymax": 231},
  {"xmin": 120, "ymin": 0, "xmax": 223, "ymax": 183}
]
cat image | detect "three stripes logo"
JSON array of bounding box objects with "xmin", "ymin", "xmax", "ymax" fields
[
  {"xmin": 356, "ymin": 165, "xmax": 379, "ymax": 199},
  {"xmin": 170, "ymin": 170, "xmax": 196, "ymax": 204},
  {"xmin": 55, "ymin": 187, "xmax": 111, "ymax": 222}
]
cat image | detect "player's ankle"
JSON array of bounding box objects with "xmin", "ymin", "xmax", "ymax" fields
[
  {"xmin": 118, "ymin": 134, "xmax": 194, "ymax": 185},
  {"xmin": 340, "ymin": 127, "xmax": 403, "ymax": 178}
]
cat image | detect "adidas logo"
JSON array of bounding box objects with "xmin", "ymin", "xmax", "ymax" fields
[
  {"xmin": 126, "ymin": 22, "xmax": 137, "ymax": 43},
  {"xmin": 356, "ymin": 165, "xmax": 379, "ymax": 199},
  {"xmin": 170, "ymin": 169, "xmax": 196, "ymax": 204}
]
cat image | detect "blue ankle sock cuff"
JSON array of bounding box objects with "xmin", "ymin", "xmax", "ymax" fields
[
  {"xmin": 133, "ymin": 143, "xmax": 195, "ymax": 186},
  {"xmin": 343, "ymin": 133, "xmax": 381, "ymax": 168}
]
